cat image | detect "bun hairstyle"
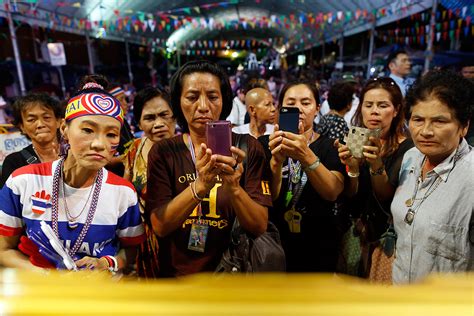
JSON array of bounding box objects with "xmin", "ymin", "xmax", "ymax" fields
[
  {"xmin": 64, "ymin": 74, "xmax": 124, "ymax": 125},
  {"xmin": 75, "ymin": 74, "xmax": 110, "ymax": 93}
]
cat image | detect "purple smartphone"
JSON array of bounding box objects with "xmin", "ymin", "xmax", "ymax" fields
[{"xmin": 206, "ymin": 120, "xmax": 232, "ymax": 156}]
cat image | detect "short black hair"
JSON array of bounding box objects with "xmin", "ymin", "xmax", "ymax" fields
[
  {"xmin": 405, "ymin": 70, "xmax": 473, "ymax": 127},
  {"xmin": 133, "ymin": 86, "xmax": 171, "ymax": 123},
  {"xmin": 278, "ymin": 79, "xmax": 320, "ymax": 108},
  {"xmin": 386, "ymin": 49, "xmax": 408, "ymax": 68},
  {"xmin": 327, "ymin": 82, "xmax": 354, "ymax": 111},
  {"xmin": 169, "ymin": 60, "xmax": 232, "ymax": 132},
  {"xmin": 12, "ymin": 93, "xmax": 63, "ymax": 127}
]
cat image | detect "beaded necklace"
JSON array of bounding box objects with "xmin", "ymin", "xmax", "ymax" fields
[{"xmin": 50, "ymin": 158, "xmax": 103, "ymax": 257}]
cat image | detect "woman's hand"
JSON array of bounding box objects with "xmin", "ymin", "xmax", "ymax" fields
[
  {"xmin": 194, "ymin": 143, "xmax": 220, "ymax": 196},
  {"xmin": 268, "ymin": 124, "xmax": 286, "ymax": 165},
  {"xmin": 217, "ymin": 146, "xmax": 246, "ymax": 194},
  {"xmin": 277, "ymin": 122, "xmax": 313, "ymax": 165},
  {"xmin": 335, "ymin": 139, "xmax": 361, "ymax": 173},
  {"xmin": 363, "ymin": 136, "xmax": 384, "ymax": 171},
  {"xmin": 75, "ymin": 256, "xmax": 109, "ymax": 271}
]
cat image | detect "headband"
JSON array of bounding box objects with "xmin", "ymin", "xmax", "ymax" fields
[
  {"xmin": 65, "ymin": 93, "xmax": 124, "ymax": 125},
  {"xmin": 109, "ymin": 86, "xmax": 125, "ymax": 97}
]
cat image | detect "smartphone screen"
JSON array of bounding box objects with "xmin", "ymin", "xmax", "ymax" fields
[
  {"xmin": 206, "ymin": 120, "xmax": 232, "ymax": 156},
  {"xmin": 279, "ymin": 107, "xmax": 299, "ymax": 134}
]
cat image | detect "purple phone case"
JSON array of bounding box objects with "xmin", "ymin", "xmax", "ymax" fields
[{"xmin": 206, "ymin": 121, "xmax": 232, "ymax": 156}]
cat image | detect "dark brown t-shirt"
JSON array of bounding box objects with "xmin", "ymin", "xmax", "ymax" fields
[{"xmin": 146, "ymin": 133, "xmax": 272, "ymax": 277}]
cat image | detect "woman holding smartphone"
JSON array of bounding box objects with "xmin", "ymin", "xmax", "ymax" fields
[
  {"xmin": 261, "ymin": 79, "xmax": 345, "ymax": 272},
  {"xmin": 146, "ymin": 60, "xmax": 271, "ymax": 277},
  {"xmin": 336, "ymin": 77, "xmax": 412, "ymax": 282}
]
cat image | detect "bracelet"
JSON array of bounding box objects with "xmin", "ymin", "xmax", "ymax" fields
[
  {"xmin": 102, "ymin": 255, "xmax": 118, "ymax": 272},
  {"xmin": 345, "ymin": 165, "xmax": 359, "ymax": 178},
  {"xmin": 347, "ymin": 171, "xmax": 360, "ymax": 178},
  {"xmin": 369, "ymin": 165, "xmax": 385, "ymax": 176},
  {"xmin": 190, "ymin": 180, "xmax": 205, "ymax": 201},
  {"xmin": 303, "ymin": 156, "xmax": 320, "ymax": 173}
]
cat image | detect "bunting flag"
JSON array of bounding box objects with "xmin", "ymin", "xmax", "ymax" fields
[{"xmin": 3, "ymin": 1, "xmax": 472, "ymax": 51}]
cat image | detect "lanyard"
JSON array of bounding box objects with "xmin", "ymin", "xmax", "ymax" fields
[
  {"xmin": 286, "ymin": 130, "xmax": 314, "ymax": 209},
  {"xmin": 185, "ymin": 133, "xmax": 203, "ymax": 217}
]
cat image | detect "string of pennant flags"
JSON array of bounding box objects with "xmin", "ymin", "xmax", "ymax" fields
[
  {"xmin": 3, "ymin": 1, "xmax": 446, "ymax": 36},
  {"xmin": 376, "ymin": 10, "xmax": 473, "ymax": 46},
  {"xmin": 2, "ymin": 1, "xmax": 472, "ymax": 53}
]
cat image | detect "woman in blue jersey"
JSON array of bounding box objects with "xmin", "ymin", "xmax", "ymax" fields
[{"xmin": 0, "ymin": 80, "xmax": 145, "ymax": 272}]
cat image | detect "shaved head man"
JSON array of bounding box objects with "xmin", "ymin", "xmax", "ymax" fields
[{"xmin": 233, "ymin": 87, "xmax": 276, "ymax": 138}]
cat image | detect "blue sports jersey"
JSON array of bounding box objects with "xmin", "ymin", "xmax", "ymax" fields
[{"xmin": 0, "ymin": 160, "xmax": 145, "ymax": 263}]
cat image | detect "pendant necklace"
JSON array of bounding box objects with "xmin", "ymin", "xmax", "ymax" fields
[
  {"xmin": 403, "ymin": 149, "xmax": 462, "ymax": 225},
  {"xmin": 50, "ymin": 158, "xmax": 103, "ymax": 257},
  {"xmin": 288, "ymin": 130, "xmax": 315, "ymax": 184},
  {"xmin": 62, "ymin": 167, "xmax": 96, "ymax": 230}
]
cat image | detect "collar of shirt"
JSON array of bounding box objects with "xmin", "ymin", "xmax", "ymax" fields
[
  {"xmin": 423, "ymin": 138, "xmax": 471, "ymax": 182},
  {"xmin": 389, "ymin": 73, "xmax": 405, "ymax": 85}
]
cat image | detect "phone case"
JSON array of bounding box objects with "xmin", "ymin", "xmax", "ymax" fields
[
  {"xmin": 279, "ymin": 107, "xmax": 299, "ymax": 134},
  {"xmin": 206, "ymin": 120, "xmax": 232, "ymax": 156},
  {"xmin": 344, "ymin": 127, "xmax": 381, "ymax": 159}
]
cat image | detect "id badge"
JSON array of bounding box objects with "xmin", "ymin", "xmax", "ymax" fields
[{"xmin": 188, "ymin": 222, "xmax": 209, "ymax": 252}]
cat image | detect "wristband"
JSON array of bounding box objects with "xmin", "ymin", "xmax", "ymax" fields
[
  {"xmin": 303, "ymin": 156, "xmax": 320, "ymax": 173},
  {"xmin": 369, "ymin": 165, "xmax": 385, "ymax": 176},
  {"xmin": 345, "ymin": 165, "xmax": 359, "ymax": 178},
  {"xmin": 103, "ymin": 255, "xmax": 118, "ymax": 272},
  {"xmin": 347, "ymin": 171, "xmax": 360, "ymax": 178}
]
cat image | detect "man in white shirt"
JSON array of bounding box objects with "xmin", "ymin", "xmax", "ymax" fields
[
  {"xmin": 233, "ymin": 88, "xmax": 275, "ymax": 138},
  {"xmin": 387, "ymin": 50, "xmax": 412, "ymax": 97},
  {"xmin": 226, "ymin": 88, "xmax": 247, "ymax": 127},
  {"xmin": 316, "ymin": 74, "xmax": 359, "ymax": 127}
]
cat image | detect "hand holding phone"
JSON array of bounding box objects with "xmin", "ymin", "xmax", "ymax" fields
[
  {"xmin": 344, "ymin": 127, "xmax": 381, "ymax": 159},
  {"xmin": 206, "ymin": 120, "xmax": 232, "ymax": 157},
  {"xmin": 278, "ymin": 107, "xmax": 299, "ymax": 134}
]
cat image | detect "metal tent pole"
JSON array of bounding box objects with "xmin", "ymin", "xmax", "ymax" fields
[
  {"xmin": 424, "ymin": 0, "xmax": 438, "ymax": 73},
  {"xmin": 366, "ymin": 20, "xmax": 376, "ymax": 80},
  {"xmin": 6, "ymin": 0, "xmax": 26, "ymax": 95},
  {"xmin": 57, "ymin": 66, "xmax": 66, "ymax": 98},
  {"xmin": 321, "ymin": 40, "xmax": 325, "ymax": 76},
  {"xmin": 85, "ymin": 33, "xmax": 95, "ymax": 74},
  {"xmin": 125, "ymin": 40, "xmax": 133, "ymax": 83},
  {"xmin": 339, "ymin": 32, "xmax": 344, "ymax": 63}
]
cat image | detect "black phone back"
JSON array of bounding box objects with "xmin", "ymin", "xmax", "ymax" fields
[{"xmin": 279, "ymin": 107, "xmax": 299, "ymax": 134}]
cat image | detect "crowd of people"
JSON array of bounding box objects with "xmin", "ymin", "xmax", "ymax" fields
[{"xmin": 0, "ymin": 51, "xmax": 472, "ymax": 285}]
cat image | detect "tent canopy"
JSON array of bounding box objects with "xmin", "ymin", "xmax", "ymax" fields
[{"xmin": 0, "ymin": 0, "xmax": 434, "ymax": 52}]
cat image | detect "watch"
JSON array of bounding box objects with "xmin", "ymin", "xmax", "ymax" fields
[
  {"xmin": 369, "ymin": 165, "xmax": 385, "ymax": 176},
  {"xmin": 303, "ymin": 156, "xmax": 320, "ymax": 173}
]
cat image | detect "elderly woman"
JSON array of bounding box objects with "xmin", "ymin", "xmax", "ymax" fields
[
  {"xmin": 261, "ymin": 79, "xmax": 345, "ymax": 272},
  {"xmin": 0, "ymin": 82, "xmax": 145, "ymax": 271},
  {"xmin": 146, "ymin": 60, "xmax": 271, "ymax": 277},
  {"xmin": 0, "ymin": 93, "xmax": 63, "ymax": 188},
  {"xmin": 336, "ymin": 77, "xmax": 412, "ymax": 281},
  {"xmin": 123, "ymin": 86, "xmax": 176, "ymax": 278},
  {"xmin": 391, "ymin": 70, "xmax": 473, "ymax": 284}
]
